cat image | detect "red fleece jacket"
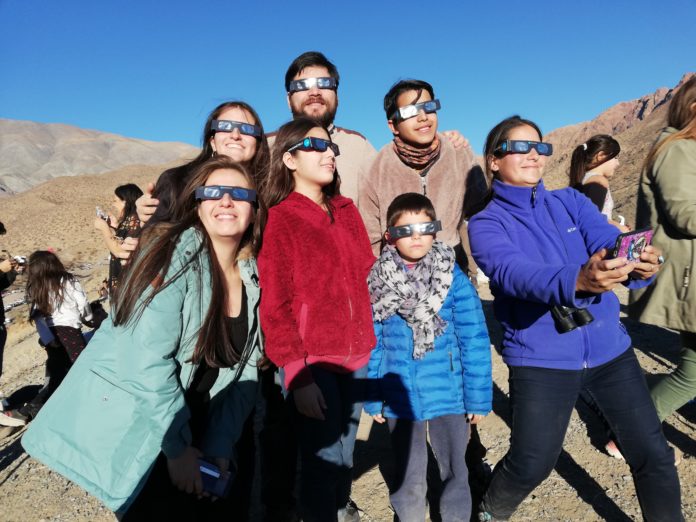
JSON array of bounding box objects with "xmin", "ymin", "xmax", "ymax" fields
[{"xmin": 258, "ymin": 192, "xmax": 376, "ymax": 385}]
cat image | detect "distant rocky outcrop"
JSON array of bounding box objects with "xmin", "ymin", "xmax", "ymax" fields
[
  {"xmin": 0, "ymin": 119, "xmax": 199, "ymax": 194},
  {"xmin": 542, "ymin": 72, "xmax": 695, "ymax": 226}
]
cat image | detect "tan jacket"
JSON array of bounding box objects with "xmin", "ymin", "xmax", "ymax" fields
[
  {"xmin": 267, "ymin": 124, "xmax": 377, "ymax": 203},
  {"xmin": 358, "ymin": 136, "xmax": 485, "ymax": 257},
  {"xmin": 629, "ymin": 128, "xmax": 696, "ymax": 332}
]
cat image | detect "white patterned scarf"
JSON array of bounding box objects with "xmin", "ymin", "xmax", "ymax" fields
[{"xmin": 368, "ymin": 241, "xmax": 455, "ymax": 359}]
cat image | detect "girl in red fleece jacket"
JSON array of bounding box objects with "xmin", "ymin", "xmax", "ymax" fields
[{"xmin": 259, "ymin": 117, "xmax": 375, "ymax": 521}]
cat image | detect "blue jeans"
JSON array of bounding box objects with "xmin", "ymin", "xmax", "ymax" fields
[
  {"xmin": 388, "ymin": 414, "xmax": 471, "ymax": 522},
  {"xmin": 289, "ymin": 364, "xmax": 367, "ymax": 522},
  {"xmin": 482, "ymin": 349, "xmax": 682, "ymax": 522}
]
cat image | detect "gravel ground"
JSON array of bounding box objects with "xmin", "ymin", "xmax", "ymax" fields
[{"xmin": 0, "ymin": 283, "xmax": 693, "ymax": 521}]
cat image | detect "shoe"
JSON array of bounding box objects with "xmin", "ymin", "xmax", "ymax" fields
[
  {"xmin": 605, "ymin": 440, "xmax": 624, "ymax": 460},
  {"xmin": 0, "ymin": 410, "xmax": 27, "ymax": 427},
  {"xmin": 478, "ymin": 511, "xmax": 503, "ymax": 521}
]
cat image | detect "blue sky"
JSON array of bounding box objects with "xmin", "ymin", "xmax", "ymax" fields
[{"xmin": 1, "ymin": 0, "xmax": 694, "ymax": 154}]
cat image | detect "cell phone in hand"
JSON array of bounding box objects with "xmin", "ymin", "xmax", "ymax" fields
[
  {"xmin": 610, "ymin": 228, "xmax": 653, "ymax": 262},
  {"xmin": 198, "ymin": 459, "xmax": 233, "ymax": 498},
  {"xmin": 96, "ymin": 206, "xmax": 109, "ymax": 221}
]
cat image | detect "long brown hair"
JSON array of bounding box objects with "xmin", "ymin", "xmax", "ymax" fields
[
  {"xmin": 644, "ymin": 76, "xmax": 696, "ymax": 172},
  {"xmin": 260, "ymin": 117, "xmax": 340, "ymax": 229},
  {"xmin": 114, "ymin": 156, "xmax": 259, "ymax": 369},
  {"xmin": 25, "ymin": 251, "xmax": 74, "ymax": 317}
]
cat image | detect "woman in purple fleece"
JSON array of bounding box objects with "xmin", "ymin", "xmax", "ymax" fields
[{"xmin": 469, "ymin": 116, "xmax": 682, "ymax": 522}]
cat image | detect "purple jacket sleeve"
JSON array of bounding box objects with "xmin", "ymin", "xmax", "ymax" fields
[{"xmin": 469, "ymin": 213, "xmax": 589, "ymax": 308}]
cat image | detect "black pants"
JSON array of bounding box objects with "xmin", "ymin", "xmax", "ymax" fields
[
  {"xmin": 0, "ymin": 325, "xmax": 6, "ymax": 382},
  {"xmin": 481, "ymin": 349, "xmax": 682, "ymax": 521},
  {"xmin": 19, "ymin": 337, "xmax": 73, "ymax": 419}
]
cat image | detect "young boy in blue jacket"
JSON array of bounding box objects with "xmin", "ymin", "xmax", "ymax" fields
[{"xmin": 364, "ymin": 193, "xmax": 492, "ymax": 522}]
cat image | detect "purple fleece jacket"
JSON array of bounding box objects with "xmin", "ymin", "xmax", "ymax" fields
[{"xmin": 469, "ymin": 179, "xmax": 651, "ymax": 370}]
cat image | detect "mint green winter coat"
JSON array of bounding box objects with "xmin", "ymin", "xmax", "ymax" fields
[{"xmin": 22, "ymin": 228, "xmax": 262, "ymax": 513}]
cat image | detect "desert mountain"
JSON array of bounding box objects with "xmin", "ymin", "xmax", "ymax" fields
[
  {"xmin": 542, "ymin": 72, "xmax": 695, "ymax": 226},
  {"xmin": 0, "ymin": 119, "xmax": 198, "ymax": 194}
]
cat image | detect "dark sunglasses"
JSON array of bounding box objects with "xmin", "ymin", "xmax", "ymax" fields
[
  {"xmin": 288, "ymin": 77, "xmax": 338, "ymax": 94},
  {"xmin": 195, "ymin": 185, "xmax": 257, "ymax": 203},
  {"xmin": 495, "ymin": 140, "xmax": 553, "ymax": 156},
  {"xmin": 390, "ymin": 99, "xmax": 441, "ymax": 122},
  {"xmin": 210, "ymin": 119, "xmax": 262, "ymax": 137},
  {"xmin": 287, "ymin": 137, "xmax": 340, "ymax": 156},
  {"xmin": 388, "ymin": 220, "xmax": 442, "ymax": 240}
]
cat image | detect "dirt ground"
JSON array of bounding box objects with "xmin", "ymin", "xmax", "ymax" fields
[{"xmin": 0, "ymin": 272, "xmax": 694, "ymax": 521}]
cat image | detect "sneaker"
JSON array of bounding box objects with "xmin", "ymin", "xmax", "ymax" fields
[
  {"xmin": 478, "ymin": 511, "xmax": 502, "ymax": 522},
  {"xmin": 605, "ymin": 440, "xmax": 624, "ymax": 460},
  {"xmin": 0, "ymin": 410, "xmax": 27, "ymax": 427}
]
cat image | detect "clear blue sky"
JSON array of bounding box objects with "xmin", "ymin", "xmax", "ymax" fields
[{"xmin": 1, "ymin": 0, "xmax": 694, "ymax": 154}]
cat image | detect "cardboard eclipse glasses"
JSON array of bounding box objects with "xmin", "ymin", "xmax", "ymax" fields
[
  {"xmin": 210, "ymin": 119, "xmax": 262, "ymax": 138},
  {"xmin": 388, "ymin": 220, "xmax": 442, "ymax": 239},
  {"xmin": 195, "ymin": 186, "xmax": 257, "ymax": 203},
  {"xmin": 288, "ymin": 77, "xmax": 338, "ymax": 94},
  {"xmin": 390, "ymin": 99, "xmax": 441, "ymax": 122}
]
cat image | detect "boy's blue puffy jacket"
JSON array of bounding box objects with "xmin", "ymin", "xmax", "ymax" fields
[
  {"xmin": 364, "ymin": 264, "xmax": 492, "ymax": 421},
  {"xmin": 468, "ymin": 180, "xmax": 652, "ymax": 370}
]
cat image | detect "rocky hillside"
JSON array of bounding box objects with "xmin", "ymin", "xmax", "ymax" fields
[
  {"xmin": 542, "ymin": 72, "xmax": 695, "ymax": 226},
  {"xmin": 0, "ymin": 119, "xmax": 198, "ymax": 195}
]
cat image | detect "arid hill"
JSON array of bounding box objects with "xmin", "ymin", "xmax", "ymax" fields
[
  {"xmin": 543, "ymin": 72, "xmax": 695, "ymax": 226},
  {"xmin": 0, "ymin": 119, "xmax": 198, "ymax": 195}
]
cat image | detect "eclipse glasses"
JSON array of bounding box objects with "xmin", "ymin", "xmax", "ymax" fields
[
  {"xmin": 495, "ymin": 140, "xmax": 553, "ymax": 156},
  {"xmin": 388, "ymin": 220, "xmax": 442, "ymax": 240},
  {"xmin": 288, "ymin": 77, "xmax": 338, "ymax": 94},
  {"xmin": 390, "ymin": 99, "xmax": 441, "ymax": 122},
  {"xmin": 210, "ymin": 119, "xmax": 262, "ymax": 138},
  {"xmin": 195, "ymin": 185, "xmax": 257, "ymax": 203},
  {"xmin": 287, "ymin": 137, "xmax": 340, "ymax": 156}
]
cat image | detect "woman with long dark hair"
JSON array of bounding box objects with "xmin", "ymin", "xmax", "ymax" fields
[
  {"xmin": 94, "ymin": 183, "xmax": 143, "ymax": 293},
  {"xmin": 137, "ymin": 100, "xmax": 270, "ymax": 225},
  {"xmin": 469, "ymin": 115, "xmax": 681, "ymax": 521},
  {"xmin": 568, "ymin": 134, "xmax": 627, "ymax": 231},
  {"xmin": 258, "ymin": 117, "xmax": 375, "ymax": 521},
  {"xmin": 23, "ymin": 156, "xmax": 263, "ymax": 518},
  {"xmin": 629, "ymin": 76, "xmax": 696, "ymax": 427}
]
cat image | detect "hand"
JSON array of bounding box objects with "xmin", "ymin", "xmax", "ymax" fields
[
  {"xmin": 467, "ymin": 414, "xmax": 486, "ymax": 424},
  {"xmin": 372, "ymin": 413, "xmax": 386, "ymax": 424},
  {"xmin": 631, "ymin": 245, "xmax": 663, "ymax": 280},
  {"xmin": 167, "ymin": 446, "xmax": 203, "ymax": 495},
  {"xmin": 0, "ymin": 259, "xmax": 13, "ymax": 273},
  {"xmin": 294, "ymin": 382, "xmax": 327, "ymax": 420},
  {"xmin": 116, "ymin": 236, "xmax": 140, "ymax": 260},
  {"xmin": 576, "ymin": 249, "xmax": 635, "ymax": 293},
  {"xmin": 136, "ymin": 182, "xmax": 159, "ymax": 224},
  {"xmin": 94, "ymin": 216, "xmax": 110, "ymax": 233},
  {"xmin": 257, "ymin": 354, "xmax": 274, "ymax": 371},
  {"xmin": 441, "ymin": 130, "xmax": 469, "ymax": 150}
]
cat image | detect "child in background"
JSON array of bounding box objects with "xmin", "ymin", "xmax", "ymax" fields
[
  {"xmin": 0, "ymin": 250, "xmax": 92, "ymax": 426},
  {"xmin": 364, "ymin": 193, "xmax": 492, "ymax": 522}
]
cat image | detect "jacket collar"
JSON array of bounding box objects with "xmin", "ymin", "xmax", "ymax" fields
[{"xmin": 491, "ymin": 178, "xmax": 546, "ymax": 212}]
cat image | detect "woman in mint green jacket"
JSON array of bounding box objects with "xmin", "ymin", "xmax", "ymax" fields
[{"xmin": 22, "ymin": 156, "xmax": 262, "ymax": 517}]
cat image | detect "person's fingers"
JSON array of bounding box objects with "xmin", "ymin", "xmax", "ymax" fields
[
  {"xmin": 146, "ymin": 181, "xmax": 155, "ymax": 196},
  {"xmin": 193, "ymin": 470, "xmax": 203, "ymax": 496}
]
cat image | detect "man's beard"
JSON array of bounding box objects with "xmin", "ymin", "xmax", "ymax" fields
[{"xmin": 292, "ymin": 96, "xmax": 339, "ymax": 128}]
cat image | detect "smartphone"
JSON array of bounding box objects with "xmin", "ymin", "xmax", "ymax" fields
[
  {"xmin": 198, "ymin": 459, "xmax": 232, "ymax": 498},
  {"xmin": 96, "ymin": 206, "xmax": 109, "ymax": 221},
  {"xmin": 610, "ymin": 228, "xmax": 653, "ymax": 262}
]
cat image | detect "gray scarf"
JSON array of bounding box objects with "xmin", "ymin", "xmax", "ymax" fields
[{"xmin": 368, "ymin": 241, "xmax": 455, "ymax": 359}]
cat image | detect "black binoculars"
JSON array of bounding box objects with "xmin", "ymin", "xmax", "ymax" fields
[{"xmin": 550, "ymin": 306, "xmax": 594, "ymax": 334}]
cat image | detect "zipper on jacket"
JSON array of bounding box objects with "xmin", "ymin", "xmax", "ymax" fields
[
  {"xmin": 420, "ymin": 173, "xmax": 427, "ymax": 196},
  {"xmin": 679, "ymin": 265, "xmax": 691, "ymax": 300},
  {"xmin": 531, "ymin": 185, "xmax": 537, "ymax": 207},
  {"xmin": 449, "ymin": 351, "xmax": 454, "ymax": 371}
]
